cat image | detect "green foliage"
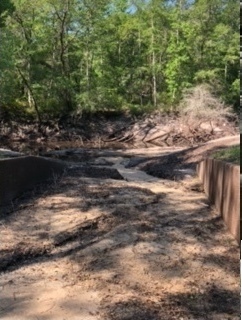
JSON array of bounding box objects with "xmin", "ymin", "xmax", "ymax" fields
[
  {"xmin": 211, "ymin": 146, "xmax": 240, "ymax": 164},
  {"xmin": 0, "ymin": 0, "xmax": 15, "ymax": 27},
  {"xmin": 0, "ymin": 99, "xmax": 34, "ymax": 121},
  {"xmin": 0, "ymin": 30, "xmax": 18, "ymax": 107},
  {"xmin": 0, "ymin": 0, "xmax": 239, "ymax": 120}
]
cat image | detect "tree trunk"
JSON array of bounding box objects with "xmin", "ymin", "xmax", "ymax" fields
[
  {"xmin": 151, "ymin": 16, "xmax": 157, "ymax": 108},
  {"xmin": 56, "ymin": 1, "xmax": 73, "ymax": 111},
  {"xmin": 17, "ymin": 67, "xmax": 42, "ymax": 126}
]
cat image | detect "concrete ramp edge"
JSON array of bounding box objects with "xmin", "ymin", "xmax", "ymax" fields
[{"xmin": 0, "ymin": 156, "xmax": 67, "ymax": 207}]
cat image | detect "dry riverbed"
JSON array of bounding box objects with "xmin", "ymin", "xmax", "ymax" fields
[{"xmin": 0, "ymin": 136, "xmax": 240, "ymax": 320}]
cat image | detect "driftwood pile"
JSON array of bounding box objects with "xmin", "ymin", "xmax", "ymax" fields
[
  {"xmin": 0, "ymin": 112, "xmax": 238, "ymax": 149},
  {"xmin": 103, "ymin": 113, "xmax": 238, "ymax": 147}
]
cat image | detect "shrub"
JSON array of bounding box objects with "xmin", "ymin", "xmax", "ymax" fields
[{"xmin": 178, "ymin": 84, "xmax": 233, "ymax": 124}]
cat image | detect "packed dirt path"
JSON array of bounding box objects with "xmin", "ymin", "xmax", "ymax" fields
[{"xmin": 0, "ymin": 136, "xmax": 240, "ymax": 320}]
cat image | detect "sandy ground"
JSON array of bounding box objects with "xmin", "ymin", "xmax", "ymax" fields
[{"xmin": 0, "ymin": 135, "xmax": 240, "ymax": 320}]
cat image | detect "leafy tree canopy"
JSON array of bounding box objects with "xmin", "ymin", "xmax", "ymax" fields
[
  {"xmin": 0, "ymin": 0, "xmax": 15, "ymax": 27},
  {"xmin": 0, "ymin": 0, "xmax": 239, "ymax": 121}
]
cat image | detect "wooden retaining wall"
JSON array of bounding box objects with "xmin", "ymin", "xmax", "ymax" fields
[
  {"xmin": 197, "ymin": 158, "xmax": 240, "ymax": 244},
  {"xmin": 0, "ymin": 156, "xmax": 67, "ymax": 207}
]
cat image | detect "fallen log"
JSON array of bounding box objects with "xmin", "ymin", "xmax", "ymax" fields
[{"xmin": 144, "ymin": 132, "xmax": 169, "ymax": 143}]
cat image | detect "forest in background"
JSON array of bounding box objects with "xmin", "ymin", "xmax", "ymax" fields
[{"xmin": 0, "ymin": 0, "xmax": 239, "ymax": 123}]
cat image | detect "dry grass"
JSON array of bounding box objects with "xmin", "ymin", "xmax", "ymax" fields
[{"xmin": 179, "ymin": 84, "xmax": 233, "ymax": 124}]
